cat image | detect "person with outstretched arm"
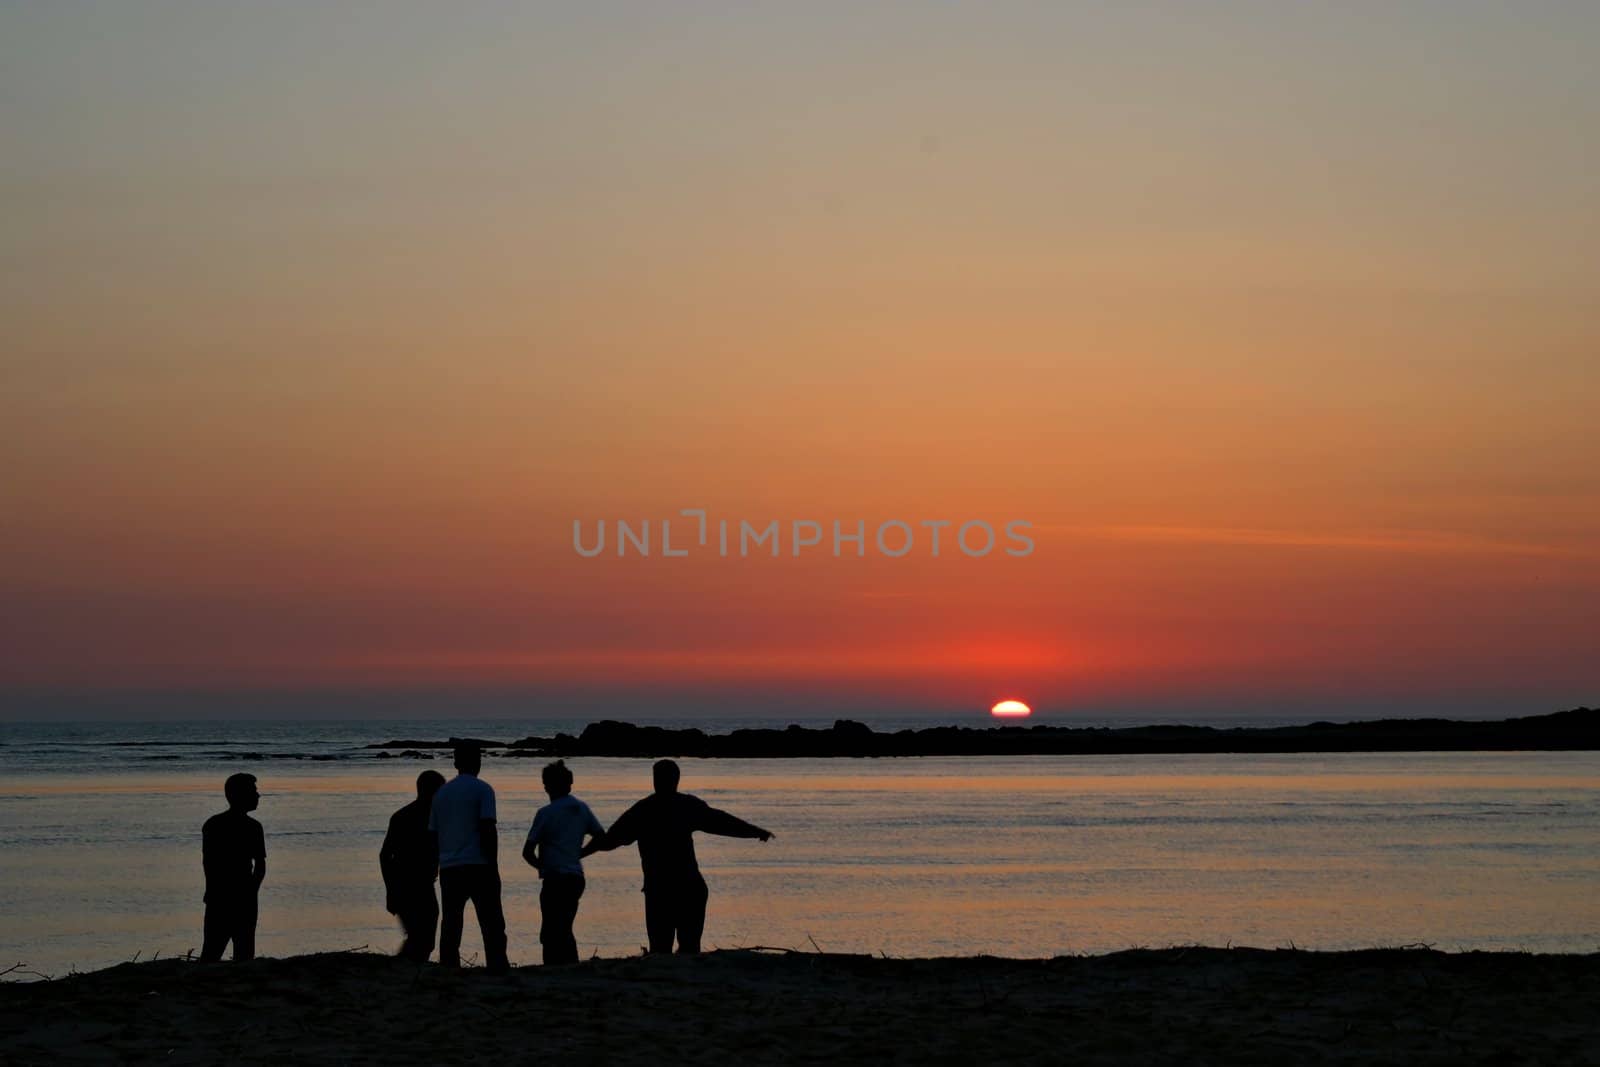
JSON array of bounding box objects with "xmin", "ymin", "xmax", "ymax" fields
[
  {"xmin": 380, "ymin": 769, "xmax": 446, "ymax": 962},
  {"xmin": 429, "ymin": 744, "xmax": 509, "ymax": 973},
  {"xmin": 521, "ymin": 760, "xmax": 605, "ymax": 965},
  {"xmin": 200, "ymin": 773, "xmax": 266, "ymax": 962},
  {"xmin": 582, "ymin": 758, "xmax": 772, "ymax": 955}
]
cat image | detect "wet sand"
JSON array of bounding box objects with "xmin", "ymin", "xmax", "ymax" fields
[{"xmin": 4, "ymin": 947, "xmax": 1598, "ymax": 1064}]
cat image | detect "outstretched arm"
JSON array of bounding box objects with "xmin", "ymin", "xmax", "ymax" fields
[
  {"xmin": 698, "ymin": 806, "xmax": 772, "ymax": 842},
  {"xmin": 581, "ymin": 807, "xmax": 638, "ymax": 857},
  {"xmin": 580, "ymin": 828, "xmax": 620, "ymax": 857}
]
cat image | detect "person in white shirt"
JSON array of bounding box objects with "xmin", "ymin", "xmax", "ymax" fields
[
  {"xmin": 521, "ymin": 760, "xmax": 605, "ymax": 965},
  {"xmin": 428, "ymin": 743, "xmax": 508, "ymax": 972}
]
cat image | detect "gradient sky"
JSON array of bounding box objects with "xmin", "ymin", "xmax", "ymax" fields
[{"xmin": 3, "ymin": 2, "xmax": 1597, "ymax": 719}]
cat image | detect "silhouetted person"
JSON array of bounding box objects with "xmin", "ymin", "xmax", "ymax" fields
[
  {"xmin": 429, "ymin": 744, "xmax": 509, "ymax": 972},
  {"xmin": 380, "ymin": 769, "xmax": 446, "ymax": 962},
  {"xmin": 584, "ymin": 759, "xmax": 772, "ymax": 955},
  {"xmin": 521, "ymin": 760, "xmax": 604, "ymax": 965},
  {"xmin": 200, "ymin": 773, "xmax": 265, "ymax": 962}
]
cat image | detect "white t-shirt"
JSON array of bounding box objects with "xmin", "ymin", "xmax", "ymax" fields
[
  {"xmin": 428, "ymin": 772, "xmax": 497, "ymax": 869},
  {"xmin": 525, "ymin": 794, "xmax": 604, "ymax": 877}
]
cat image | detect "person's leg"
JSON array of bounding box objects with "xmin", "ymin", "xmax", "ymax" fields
[
  {"xmin": 438, "ymin": 867, "xmax": 467, "ymax": 967},
  {"xmin": 470, "ymin": 866, "xmax": 509, "ymax": 972},
  {"xmin": 398, "ymin": 886, "xmax": 438, "ymax": 962},
  {"xmin": 232, "ymin": 894, "xmax": 258, "ymax": 961},
  {"xmin": 540, "ymin": 874, "xmax": 582, "ymax": 965},
  {"xmin": 675, "ymin": 875, "xmax": 709, "ymax": 955},
  {"xmin": 538, "ymin": 877, "xmax": 558, "ymax": 964},
  {"xmin": 418, "ymin": 887, "xmax": 439, "ymax": 961},
  {"xmin": 538, "ymin": 878, "xmax": 555, "ymax": 964},
  {"xmin": 564, "ymin": 874, "xmax": 585, "ymax": 963},
  {"xmin": 643, "ymin": 889, "xmax": 676, "ymax": 954},
  {"xmin": 199, "ymin": 898, "xmax": 230, "ymax": 962},
  {"xmin": 397, "ymin": 897, "xmax": 420, "ymax": 961}
]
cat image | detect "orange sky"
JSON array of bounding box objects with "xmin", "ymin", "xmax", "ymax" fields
[{"xmin": 2, "ymin": 4, "xmax": 1597, "ymax": 718}]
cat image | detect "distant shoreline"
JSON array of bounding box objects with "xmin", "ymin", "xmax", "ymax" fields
[
  {"xmin": 5, "ymin": 948, "xmax": 1597, "ymax": 1063},
  {"xmin": 366, "ymin": 706, "xmax": 1598, "ymax": 759}
]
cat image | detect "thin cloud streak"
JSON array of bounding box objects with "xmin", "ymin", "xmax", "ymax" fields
[
  {"xmin": 1055, "ymin": 525, "xmax": 1594, "ymax": 559},
  {"xmin": 349, "ymin": 643, "xmax": 1085, "ymax": 677}
]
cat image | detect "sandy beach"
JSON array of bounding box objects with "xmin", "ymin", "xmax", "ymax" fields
[{"xmin": 4, "ymin": 947, "xmax": 1598, "ymax": 1065}]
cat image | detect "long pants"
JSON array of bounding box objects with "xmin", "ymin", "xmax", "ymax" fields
[
  {"xmin": 539, "ymin": 872, "xmax": 586, "ymax": 965},
  {"xmin": 644, "ymin": 874, "xmax": 708, "ymax": 955},
  {"xmin": 394, "ymin": 885, "xmax": 439, "ymax": 963},
  {"xmin": 439, "ymin": 864, "xmax": 508, "ymax": 970},
  {"xmin": 200, "ymin": 891, "xmax": 258, "ymax": 962}
]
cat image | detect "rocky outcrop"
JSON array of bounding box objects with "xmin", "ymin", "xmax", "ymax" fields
[{"xmin": 362, "ymin": 708, "xmax": 1599, "ymax": 758}]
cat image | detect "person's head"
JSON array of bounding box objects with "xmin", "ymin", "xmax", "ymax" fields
[
  {"xmin": 416, "ymin": 769, "xmax": 446, "ymax": 800},
  {"xmin": 652, "ymin": 758, "xmax": 680, "ymax": 795},
  {"xmin": 454, "ymin": 743, "xmax": 482, "ymax": 776},
  {"xmin": 542, "ymin": 759, "xmax": 573, "ymax": 800},
  {"xmin": 224, "ymin": 772, "xmax": 259, "ymax": 812}
]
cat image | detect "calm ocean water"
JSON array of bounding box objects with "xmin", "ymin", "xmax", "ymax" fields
[{"xmin": 3, "ymin": 718, "xmax": 1598, "ymax": 976}]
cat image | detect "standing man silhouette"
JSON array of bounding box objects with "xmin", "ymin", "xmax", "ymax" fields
[
  {"xmin": 583, "ymin": 759, "xmax": 772, "ymax": 955},
  {"xmin": 380, "ymin": 769, "xmax": 446, "ymax": 962},
  {"xmin": 429, "ymin": 744, "xmax": 509, "ymax": 973},
  {"xmin": 521, "ymin": 759, "xmax": 605, "ymax": 965},
  {"xmin": 200, "ymin": 772, "xmax": 266, "ymax": 962}
]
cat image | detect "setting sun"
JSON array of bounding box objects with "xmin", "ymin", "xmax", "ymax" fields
[{"xmin": 990, "ymin": 700, "xmax": 1032, "ymax": 718}]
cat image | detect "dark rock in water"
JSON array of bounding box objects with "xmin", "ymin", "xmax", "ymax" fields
[
  {"xmin": 400, "ymin": 750, "xmax": 433, "ymax": 760},
  {"xmin": 379, "ymin": 707, "xmax": 1599, "ymax": 759},
  {"xmin": 575, "ymin": 721, "xmax": 710, "ymax": 757},
  {"xmin": 446, "ymin": 736, "xmax": 505, "ymax": 750}
]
